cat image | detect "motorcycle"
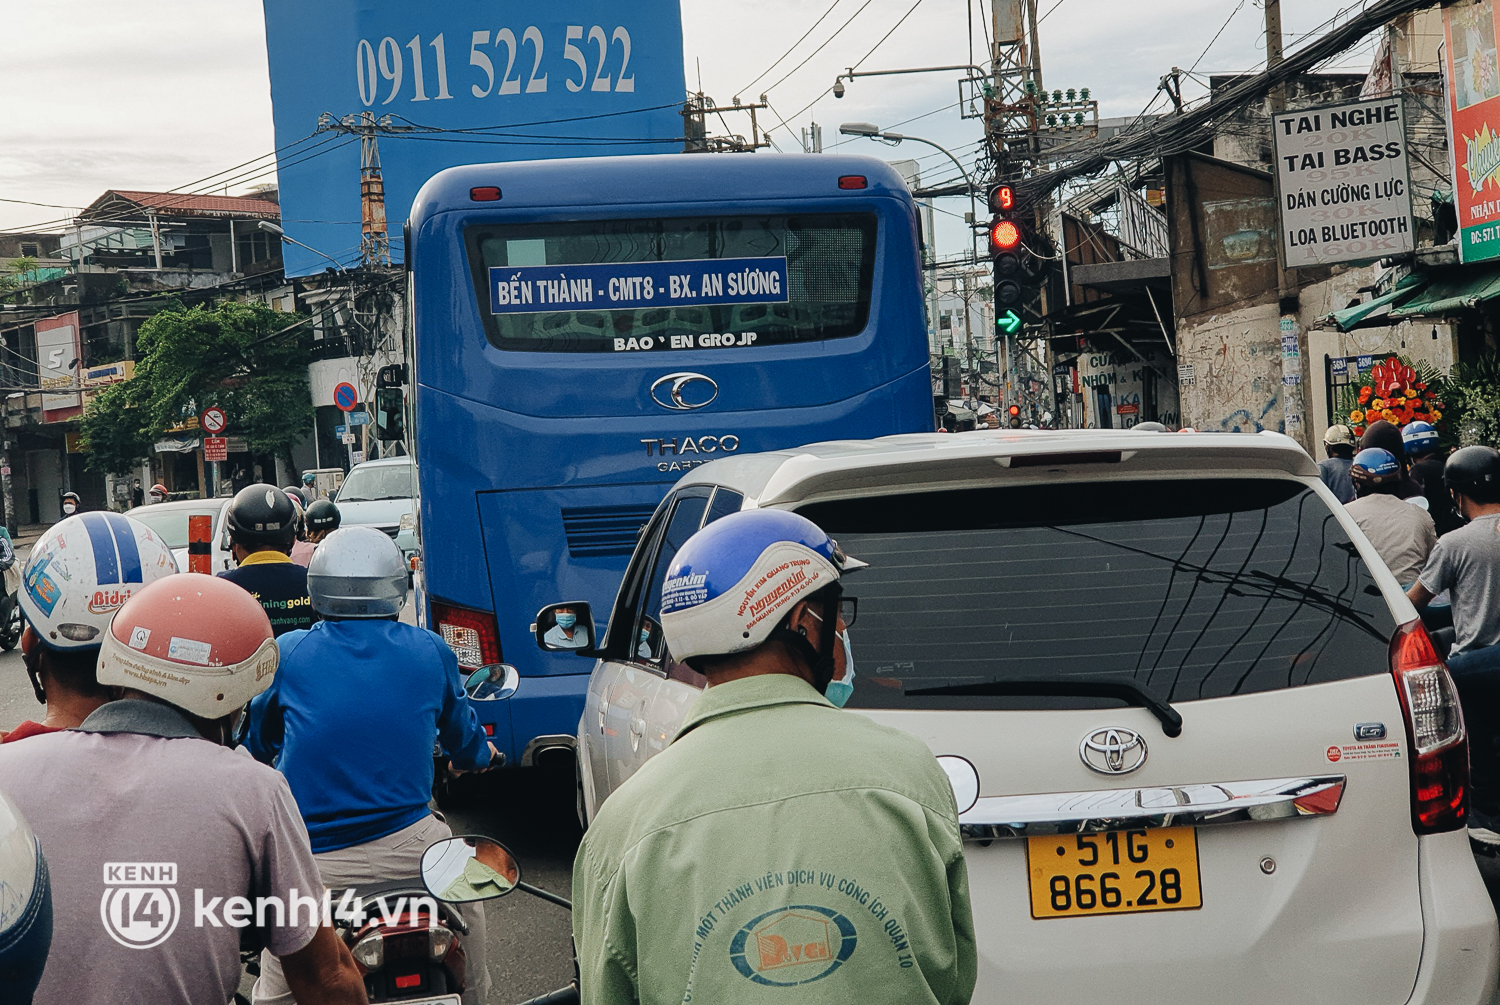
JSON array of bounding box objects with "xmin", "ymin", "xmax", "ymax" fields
[
  {"xmin": 0, "ymin": 539, "xmax": 20, "ymax": 651},
  {"xmin": 234, "ymin": 835, "xmax": 575, "ymax": 1005}
]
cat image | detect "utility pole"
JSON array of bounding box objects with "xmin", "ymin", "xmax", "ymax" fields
[
  {"xmin": 316, "ymin": 111, "xmax": 397, "ymax": 268},
  {"xmin": 681, "ymin": 94, "xmax": 772, "ymax": 153},
  {"xmin": 1266, "ymin": 0, "xmax": 1308, "ymax": 448}
]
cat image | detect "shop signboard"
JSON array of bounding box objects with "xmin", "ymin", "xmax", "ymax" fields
[
  {"xmin": 1445, "ymin": 0, "xmax": 1500, "ymax": 262},
  {"xmin": 35, "ymin": 312, "xmax": 81, "ymax": 419},
  {"xmin": 1271, "ymin": 97, "xmax": 1414, "ymax": 266}
]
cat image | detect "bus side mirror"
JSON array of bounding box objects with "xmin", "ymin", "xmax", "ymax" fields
[
  {"xmin": 375, "ymin": 387, "xmax": 406, "ymax": 442},
  {"xmin": 533, "ymin": 602, "xmax": 598, "ymax": 655}
]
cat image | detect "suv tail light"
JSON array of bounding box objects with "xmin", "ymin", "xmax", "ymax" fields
[
  {"xmin": 1390, "ymin": 620, "xmax": 1468, "ymax": 834},
  {"xmin": 432, "ymin": 599, "xmax": 501, "ymax": 670}
]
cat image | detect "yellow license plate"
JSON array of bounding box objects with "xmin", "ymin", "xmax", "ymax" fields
[{"xmin": 1026, "ymin": 826, "xmax": 1202, "ymax": 919}]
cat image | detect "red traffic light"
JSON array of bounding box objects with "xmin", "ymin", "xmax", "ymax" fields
[
  {"xmin": 1008, "ymin": 405, "xmax": 1021, "ymax": 416},
  {"xmin": 990, "ymin": 220, "xmax": 1022, "ymax": 252}
]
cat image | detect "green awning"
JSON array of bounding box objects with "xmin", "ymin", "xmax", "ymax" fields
[
  {"xmin": 1389, "ymin": 264, "xmax": 1500, "ymax": 319},
  {"xmin": 1329, "ymin": 274, "xmax": 1426, "ymax": 332}
]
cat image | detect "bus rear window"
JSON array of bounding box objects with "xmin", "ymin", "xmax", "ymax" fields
[
  {"xmin": 465, "ymin": 213, "xmax": 876, "ymax": 353},
  {"xmin": 798, "ymin": 479, "xmax": 1397, "ymax": 711}
]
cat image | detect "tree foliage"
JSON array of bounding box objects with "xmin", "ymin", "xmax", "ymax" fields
[
  {"xmin": 81, "ymin": 301, "xmax": 312, "ymax": 474},
  {"xmin": 1434, "ymin": 352, "xmax": 1500, "ymax": 449}
]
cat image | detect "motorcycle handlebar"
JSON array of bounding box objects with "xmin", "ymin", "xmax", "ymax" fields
[{"xmin": 516, "ymin": 984, "xmax": 579, "ymax": 1005}]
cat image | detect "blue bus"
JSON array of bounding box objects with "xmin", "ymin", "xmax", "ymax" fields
[{"xmin": 405, "ymin": 153, "xmax": 934, "ymax": 770}]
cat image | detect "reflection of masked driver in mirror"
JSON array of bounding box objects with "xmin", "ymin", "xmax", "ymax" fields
[
  {"xmin": 543, "ymin": 607, "xmax": 589, "ymax": 649},
  {"xmin": 636, "ymin": 618, "xmax": 659, "ymax": 660},
  {"xmin": 439, "ymin": 839, "xmax": 518, "ymax": 902}
]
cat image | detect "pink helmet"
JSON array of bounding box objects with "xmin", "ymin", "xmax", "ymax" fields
[{"xmin": 97, "ymin": 574, "xmax": 278, "ymax": 719}]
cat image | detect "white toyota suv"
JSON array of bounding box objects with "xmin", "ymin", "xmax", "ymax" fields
[{"xmin": 541, "ymin": 429, "xmax": 1499, "ymax": 1003}]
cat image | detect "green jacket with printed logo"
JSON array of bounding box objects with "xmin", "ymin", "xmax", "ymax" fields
[{"xmin": 572, "ymin": 674, "xmax": 977, "ymax": 1005}]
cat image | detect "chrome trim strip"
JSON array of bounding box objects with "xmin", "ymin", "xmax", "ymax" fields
[
  {"xmin": 520, "ymin": 733, "xmax": 577, "ymax": 767},
  {"xmin": 960, "ymin": 775, "xmax": 1346, "ymax": 841}
]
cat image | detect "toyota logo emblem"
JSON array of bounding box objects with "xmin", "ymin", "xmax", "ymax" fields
[
  {"xmin": 650, "ymin": 372, "xmax": 719, "ymax": 411},
  {"xmin": 1079, "ymin": 727, "xmax": 1148, "ymax": 774}
]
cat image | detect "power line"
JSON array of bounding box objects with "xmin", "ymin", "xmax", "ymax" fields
[
  {"xmin": 738, "ymin": 0, "xmax": 849, "ymax": 97},
  {"xmin": 764, "ymin": 0, "xmax": 878, "ymax": 95},
  {"xmin": 770, "ymin": 0, "xmax": 937, "ymax": 130},
  {"xmin": 1187, "ymin": 0, "xmax": 1250, "ymax": 77},
  {"xmin": 850, "ymin": 0, "xmax": 929, "ymax": 73},
  {"xmin": 0, "ymin": 198, "xmax": 80, "ymax": 212},
  {"xmin": 384, "ymin": 100, "xmax": 688, "ymax": 136},
  {"xmin": 0, "ymin": 131, "xmax": 341, "ymax": 236},
  {"xmin": 1019, "ymin": 0, "xmax": 1437, "ymax": 200}
]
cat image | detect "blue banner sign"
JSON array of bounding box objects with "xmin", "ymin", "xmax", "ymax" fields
[
  {"xmin": 488, "ymin": 257, "xmax": 790, "ymax": 314},
  {"xmin": 262, "ymin": 1, "xmax": 686, "ymax": 275}
]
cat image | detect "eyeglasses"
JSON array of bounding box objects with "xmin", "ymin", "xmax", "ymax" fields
[{"xmin": 810, "ymin": 597, "xmax": 858, "ymax": 628}]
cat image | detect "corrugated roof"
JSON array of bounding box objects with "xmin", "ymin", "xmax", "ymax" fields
[{"xmin": 84, "ymin": 189, "xmax": 280, "ymax": 220}]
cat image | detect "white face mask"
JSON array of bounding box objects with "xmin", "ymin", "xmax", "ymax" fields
[{"xmin": 61, "ymin": 503, "xmax": 76, "ymax": 515}]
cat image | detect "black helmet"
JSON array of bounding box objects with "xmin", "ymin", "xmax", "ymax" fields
[
  {"xmin": 225, "ymin": 483, "xmax": 297, "ymax": 548},
  {"xmin": 305, "ymin": 498, "xmax": 341, "ymax": 534},
  {"xmin": 1444, "ymin": 446, "xmax": 1500, "ymax": 503}
]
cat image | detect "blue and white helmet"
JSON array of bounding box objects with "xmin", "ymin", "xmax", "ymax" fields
[
  {"xmin": 1402, "ymin": 420, "xmax": 1440, "ymax": 457},
  {"xmin": 0, "ymin": 789, "xmax": 51, "ymax": 1001},
  {"xmin": 659, "ymin": 510, "xmax": 865, "ymax": 664},
  {"xmin": 19, "ymin": 513, "xmax": 179, "ymax": 650},
  {"xmin": 1351, "ymin": 447, "xmax": 1401, "ymax": 490}
]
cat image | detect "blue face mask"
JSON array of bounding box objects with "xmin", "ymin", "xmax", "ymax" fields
[
  {"xmin": 639, "ymin": 629, "xmax": 651, "ymax": 645},
  {"xmin": 556, "ymin": 613, "xmax": 577, "ymax": 630},
  {"xmin": 823, "ymin": 629, "xmax": 856, "ymax": 708}
]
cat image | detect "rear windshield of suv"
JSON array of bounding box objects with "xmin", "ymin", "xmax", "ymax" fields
[
  {"xmin": 798, "ymin": 477, "xmax": 1398, "ymax": 710},
  {"xmin": 465, "ymin": 213, "xmax": 876, "ymax": 353}
]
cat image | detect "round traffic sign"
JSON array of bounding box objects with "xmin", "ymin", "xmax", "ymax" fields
[
  {"xmin": 333, "ymin": 382, "xmax": 358, "ymax": 412},
  {"xmin": 200, "ymin": 406, "xmax": 227, "ymax": 434}
]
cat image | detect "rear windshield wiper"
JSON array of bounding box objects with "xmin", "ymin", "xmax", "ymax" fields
[{"xmin": 905, "ymin": 677, "xmax": 1183, "ymax": 737}]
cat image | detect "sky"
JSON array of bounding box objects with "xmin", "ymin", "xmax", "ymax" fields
[{"xmin": 0, "ymin": 0, "xmax": 1407, "ymax": 254}]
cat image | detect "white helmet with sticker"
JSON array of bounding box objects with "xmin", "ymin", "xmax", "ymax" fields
[{"xmin": 20, "ymin": 512, "xmax": 179, "ymax": 651}]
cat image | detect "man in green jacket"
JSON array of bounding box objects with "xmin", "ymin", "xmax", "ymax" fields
[{"xmin": 572, "ymin": 509, "xmax": 977, "ymax": 1004}]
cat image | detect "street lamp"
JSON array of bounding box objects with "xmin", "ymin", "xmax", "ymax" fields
[
  {"xmin": 256, "ymin": 220, "xmax": 347, "ymax": 274},
  {"xmin": 838, "ymin": 122, "xmax": 978, "ymax": 259}
]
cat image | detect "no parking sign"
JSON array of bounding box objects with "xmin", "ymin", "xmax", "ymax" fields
[{"xmin": 333, "ymin": 382, "xmax": 358, "ymax": 412}]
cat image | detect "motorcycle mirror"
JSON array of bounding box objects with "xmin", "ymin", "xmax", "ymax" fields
[
  {"xmin": 464, "ymin": 663, "xmax": 519, "ymax": 701},
  {"xmin": 421, "ymin": 836, "xmax": 521, "ymax": 903}
]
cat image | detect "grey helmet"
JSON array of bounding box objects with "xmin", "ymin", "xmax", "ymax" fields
[{"xmin": 306, "ymin": 526, "xmax": 407, "ymax": 618}]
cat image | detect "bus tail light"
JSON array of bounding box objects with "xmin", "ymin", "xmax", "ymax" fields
[
  {"xmin": 432, "ymin": 599, "xmax": 501, "ymax": 670},
  {"xmin": 469, "ymin": 186, "xmax": 502, "ymax": 202},
  {"xmin": 838, "ymin": 175, "xmax": 868, "ymax": 190},
  {"xmin": 1390, "ymin": 620, "xmax": 1468, "ymax": 834}
]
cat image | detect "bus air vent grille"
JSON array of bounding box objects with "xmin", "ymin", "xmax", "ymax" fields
[{"xmin": 562, "ymin": 505, "xmax": 659, "ymax": 558}]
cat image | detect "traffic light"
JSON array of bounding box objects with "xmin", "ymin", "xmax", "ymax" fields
[
  {"xmin": 1007, "ymin": 404, "xmax": 1022, "ymax": 429},
  {"xmin": 988, "ymin": 184, "xmax": 1023, "ymax": 331}
]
